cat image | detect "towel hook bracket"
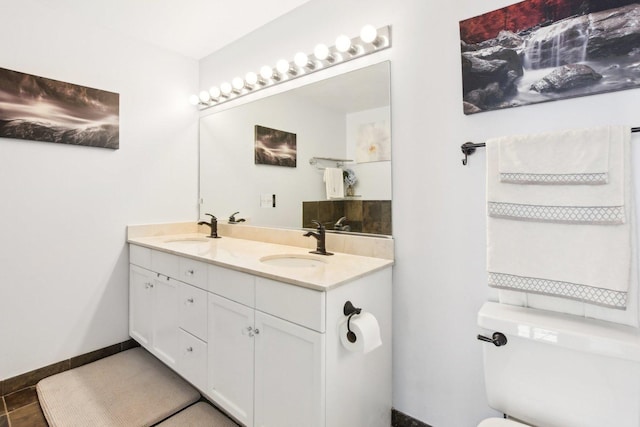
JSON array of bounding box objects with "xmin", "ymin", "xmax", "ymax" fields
[{"xmin": 461, "ymin": 142, "xmax": 483, "ymax": 166}]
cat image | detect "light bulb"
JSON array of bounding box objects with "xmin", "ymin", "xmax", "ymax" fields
[
  {"xmin": 336, "ymin": 34, "xmax": 359, "ymax": 55},
  {"xmin": 260, "ymin": 65, "xmax": 273, "ymax": 80},
  {"xmin": 199, "ymin": 90, "xmax": 210, "ymax": 103},
  {"xmin": 245, "ymin": 71, "xmax": 258, "ymax": 87},
  {"xmin": 189, "ymin": 94, "xmax": 200, "ymax": 106},
  {"xmin": 360, "ymin": 25, "xmax": 378, "ymax": 43},
  {"xmin": 294, "ymin": 52, "xmax": 308, "ymax": 67},
  {"xmin": 209, "ymin": 86, "xmax": 221, "ymax": 100},
  {"xmin": 276, "ymin": 59, "xmax": 290, "ymax": 75},
  {"xmin": 232, "ymin": 77, "xmax": 244, "ymax": 93},
  {"xmin": 220, "ymin": 82, "xmax": 232, "ymax": 96},
  {"xmin": 314, "ymin": 43, "xmax": 332, "ymax": 61},
  {"xmin": 335, "ymin": 35, "xmax": 351, "ymax": 52},
  {"xmin": 294, "ymin": 52, "xmax": 316, "ymax": 70}
]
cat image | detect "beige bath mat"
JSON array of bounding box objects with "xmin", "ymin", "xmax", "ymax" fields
[
  {"xmin": 36, "ymin": 347, "xmax": 200, "ymax": 427},
  {"xmin": 156, "ymin": 402, "xmax": 238, "ymax": 426}
]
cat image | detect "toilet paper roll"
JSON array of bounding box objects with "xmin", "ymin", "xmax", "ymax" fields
[{"xmin": 339, "ymin": 312, "xmax": 382, "ymax": 354}]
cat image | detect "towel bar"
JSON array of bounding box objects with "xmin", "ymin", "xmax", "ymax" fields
[{"xmin": 461, "ymin": 127, "xmax": 640, "ymax": 165}]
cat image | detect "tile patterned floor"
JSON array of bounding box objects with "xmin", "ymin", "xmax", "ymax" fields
[{"xmin": 1, "ymin": 388, "xmax": 47, "ymax": 427}]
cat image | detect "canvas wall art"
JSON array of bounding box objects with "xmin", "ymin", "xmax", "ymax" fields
[
  {"xmin": 0, "ymin": 67, "xmax": 119, "ymax": 148},
  {"xmin": 460, "ymin": 0, "xmax": 640, "ymax": 115},
  {"xmin": 254, "ymin": 125, "xmax": 297, "ymax": 167}
]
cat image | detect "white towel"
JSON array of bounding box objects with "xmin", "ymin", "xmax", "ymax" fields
[
  {"xmin": 498, "ymin": 126, "xmax": 611, "ymax": 185},
  {"xmin": 488, "ymin": 126, "xmax": 625, "ymax": 224},
  {"xmin": 486, "ymin": 125, "xmax": 633, "ymax": 312},
  {"xmin": 323, "ymin": 167, "xmax": 344, "ymax": 199}
]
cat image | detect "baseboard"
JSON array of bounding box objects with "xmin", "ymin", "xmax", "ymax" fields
[
  {"xmin": 1, "ymin": 339, "xmax": 139, "ymax": 396},
  {"xmin": 392, "ymin": 408, "xmax": 432, "ymax": 427}
]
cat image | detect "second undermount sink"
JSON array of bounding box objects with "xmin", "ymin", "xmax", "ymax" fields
[{"xmin": 259, "ymin": 254, "xmax": 328, "ymax": 268}]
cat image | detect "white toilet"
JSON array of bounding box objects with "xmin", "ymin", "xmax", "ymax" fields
[{"xmin": 476, "ymin": 301, "xmax": 640, "ymax": 427}]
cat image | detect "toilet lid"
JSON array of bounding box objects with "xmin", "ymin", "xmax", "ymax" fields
[{"xmin": 478, "ymin": 418, "xmax": 530, "ymax": 427}]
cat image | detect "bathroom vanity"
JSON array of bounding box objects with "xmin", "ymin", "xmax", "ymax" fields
[{"xmin": 127, "ymin": 222, "xmax": 393, "ymax": 427}]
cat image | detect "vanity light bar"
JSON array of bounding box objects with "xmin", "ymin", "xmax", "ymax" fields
[{"xmin": 190, "ymin": 25, "xmax": 391, "ymax": 109}]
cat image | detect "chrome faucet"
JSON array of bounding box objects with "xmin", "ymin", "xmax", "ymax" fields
[
  {"xmin": 198, "ymin": 213, "xmax": 220, "ymax": 238},
  {"xmin": 303, "ymin": 220, "xmax": 333, "ymax": 256},
  {"xmin": 333, "ymin": 216, "xmax": 351, "ymax": 232},
  {"xmin": 228, "ymin": 211, "xmax": 246, "ymax": 224}
]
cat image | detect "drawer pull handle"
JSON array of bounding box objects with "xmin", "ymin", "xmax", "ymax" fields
[
  {"xmin": 186, "ymin": 269, "xmax": 195, "ymax": 276},
  {"xmin": 254, "ymin": 328, "xmax": 260, "ymax": 335},
  {"xmin": 145, "ymin": 282, "xmax": 154, "ymax": 289},
  {"xmin": 187, "ymin": 298, "xmax": 194, "ymax": 303},
  {"xmin": 186, "ymin": 346, "xmax": 193, "ymax": 352}
]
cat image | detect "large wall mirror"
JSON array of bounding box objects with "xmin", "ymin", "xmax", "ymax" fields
[{"xmin": 199, "ymin": 61, "xmax": 391, "ymax": 236}]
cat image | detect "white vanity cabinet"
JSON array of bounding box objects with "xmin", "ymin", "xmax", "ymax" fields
[
  {"xmin": 208, "ymin": 293, "xmax": 255, "ymax": 426},
  {"xmin": 177, "ymin": 281, "xmax": 208, "ymax": 391},
  {"xmin": 129, "ymin": 245, "xmax": 208, "ymax": 389},
  {"xmin": 129, "ymin": 240, "xmax": 392, "ymax": 427},
  {"xmin": 129, "ymin": 264, "xmax": 180, "ymax": 368},
  {"xmin": 207, "ymin": 267, "xmax": 325, "ymax": 427},
  {"xmin": 253, "ymin": 310, "xmax": 325, "ymax": 427}
]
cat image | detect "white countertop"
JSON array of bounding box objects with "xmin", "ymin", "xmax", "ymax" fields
[{"xmin": 128, "ymin": 233, "xmax": 393, "ymax": 291}]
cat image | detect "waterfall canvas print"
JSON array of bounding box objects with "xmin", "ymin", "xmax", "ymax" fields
[
  {"xmin": 254, "ymin": 125, "xmax": 297, "ymax": 167},
  {"xmin": 0, "ymin": 67, "xmax": 119, "ymax": 148},
  {"xmin": 460, "ymin": 0, "xmax": 640, "ymax": 115}
]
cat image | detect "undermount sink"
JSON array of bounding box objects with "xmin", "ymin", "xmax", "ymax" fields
[{"xmin": 259, "ymin": 254, "xmax": 328, "ymax": 268}]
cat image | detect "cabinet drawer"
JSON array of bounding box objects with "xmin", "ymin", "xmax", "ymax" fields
[
  {"xmin": 255, "ymin": 277, "xmax": 325, "ymax": 332},
  {"xmin": 178, "ymin": 329, "xmax": 207, "ymax": 392},
  {"xmin": 179, "ymin": 257, "xmax": 208, "ymax": 290},
  {"xmin": 130, "ymin": 245, "xmax": 152, "ymax": 269},
  {"xmin": 151, "ymin": 250, "xmax": 180, "ymax": 278},
  {"xmin": 179, "ymin": 282, "xmax": 207, "ymax": 341},
  {"xmin": 208, "ymin": 265, "xmax": 255, "ymax": 307}
]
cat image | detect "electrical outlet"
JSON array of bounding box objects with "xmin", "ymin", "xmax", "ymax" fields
[{"xmin": 260, "ymin": 193, "xmax": 276, "ymax": 208}]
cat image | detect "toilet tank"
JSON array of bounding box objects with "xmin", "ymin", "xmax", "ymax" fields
[{"xmin": 478, "ymin": 302, "xmax": 640, "ymax": 427}]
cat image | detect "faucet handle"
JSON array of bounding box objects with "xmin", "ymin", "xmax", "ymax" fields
[
  {"xmin": 205, "ymin": 213, "xmax": 217, "ymax": 221},
  {"xmin": 311, "ymin": 220, "xmax": 326, "ymax": 231},
  {"xmin": 229, "ymin": 211, "xmax": 239, "ymax": 221}
]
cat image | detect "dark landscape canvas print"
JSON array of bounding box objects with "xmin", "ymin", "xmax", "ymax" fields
[
  {"xmin": 0, "ymin": 67, "xmax": 119, "ymax": 148},
  {"xmin": 254, "ymin": 125, "xmax": 297, "ymax": 167},
  {"xmin": 460, "ymin": 0, "xmax": 640, "ymax": 114}
]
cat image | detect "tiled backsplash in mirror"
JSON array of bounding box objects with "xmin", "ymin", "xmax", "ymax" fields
[{"xmin": 302, "ymin": 200, "xmax": 392, "ymax": 235}]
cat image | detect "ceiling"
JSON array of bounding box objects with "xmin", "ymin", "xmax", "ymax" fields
[{"xmin": 35, "ymin": 0, "xmax": 311, "ymax": 59}]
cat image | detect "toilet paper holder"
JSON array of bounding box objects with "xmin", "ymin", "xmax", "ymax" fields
[{"xmin": 343, "ymin": 301, "xmax": 362, "ymax": 343}]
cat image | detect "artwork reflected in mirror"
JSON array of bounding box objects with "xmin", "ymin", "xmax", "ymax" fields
[
  {"xmin": 356, "ymin": 120, "xmax": 391, "ymax": 163},
  {"xmin": 199, "ymin": 61, "xmax": 391, "ymax": 236},
  {"xmin": 254, "ymin": 125, "xmax": 297, "ymax": 167}
]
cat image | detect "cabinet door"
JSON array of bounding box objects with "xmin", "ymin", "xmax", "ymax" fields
[
  {"xmin": 152, "ymin": 275, "xmax": 180, "ymax": 368},
  {"xmin": 208, "ymin": 294, "xmax": 255, "ymax": 427},
  {"xmin": 254, "ymin": 311, "xmax": 325, "ymax": 427},
  {"xmin": 129, "ymin": 265, "xmax": 154, "ymax": 347}
]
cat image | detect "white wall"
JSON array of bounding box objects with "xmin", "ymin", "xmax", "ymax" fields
[
  {"xmin": 200, "ymin": 1, "xmax": 640, "ymax": 426},
  {"xmin": 0, "ymin": 1, "xmax": 199, "ymax": 380}
]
